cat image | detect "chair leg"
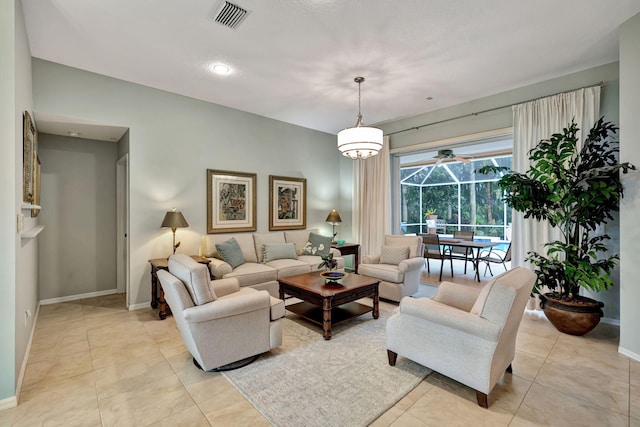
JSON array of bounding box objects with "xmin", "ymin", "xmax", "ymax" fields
[
  {"xmin": 487, "ymin": 262, "xmax": 493, "ymax": 276},
  {"xmin": 387, "ymin": 350, "xmax": 398, "ymax": 366},
  {"xmin": 426, "ymin": 258, "xmax": 430, "ymax": 273},
  {"xmin": 476, "ymin": 391, "xmax": 488, "ymax": 408},
  {"xmin": 438, "ymin": 260, "xmax": 444, "ymax": 281}
]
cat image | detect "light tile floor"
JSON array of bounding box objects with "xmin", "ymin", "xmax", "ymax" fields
[{"xmin": 0, "ymin": 263, "xmax": 637, "ymax": 426}]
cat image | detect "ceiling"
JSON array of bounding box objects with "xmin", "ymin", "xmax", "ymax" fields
[{"xmin": 21, "ymin": 0, "xmax": 640, "ymax": 140}]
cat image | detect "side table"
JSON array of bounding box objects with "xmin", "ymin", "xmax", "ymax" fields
[
  {"xmin": 331, "ymin": 243, "xmax": 360, "ymax": 273},
  {"xmin": 149, "ymin": 255, "xmax": 211, "ymax": 320}
]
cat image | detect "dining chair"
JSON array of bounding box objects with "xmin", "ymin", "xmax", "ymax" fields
[
  {"xmin": 479, "ymin": 242, "xmax": 512, "ymax": 276},
  {"xmin": 450, "ymin": 230, "xmax": 475, "ymax": 273},
  {"xmin": 420, "ymin": 234, "xmax": 453, "ymax": 281}
]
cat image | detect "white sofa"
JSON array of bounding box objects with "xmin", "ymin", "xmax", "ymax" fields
[
  {"xmin": 199, "ymin": 229, "xmax": 344, "ymax": 297},
  {"xmin": 358, "ymin": 235, "xmax": 425, "ymax": 302},
  {"xmin": 386, "ymin": 267, "xmax": 536, "ymax": 407},
  {"xmin": 158, "ymin": 254, "xmax": 284, "ymax": 371}
]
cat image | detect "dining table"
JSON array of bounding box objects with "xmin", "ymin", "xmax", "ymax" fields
[{"xmin": 438, "ymin": 238, "xmax": 501, "ymax": 282}]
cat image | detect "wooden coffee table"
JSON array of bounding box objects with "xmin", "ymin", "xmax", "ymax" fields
[{"xmin": 278, "ymin": 272, "xmax": 380, "ymax": 340}]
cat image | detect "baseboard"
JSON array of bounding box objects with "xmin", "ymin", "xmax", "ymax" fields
[
  {"xmin": 618, "ymin": 346, "xmax": 640, "ymax": 362},
  {"xmin": 0, "ymin": 396, "xmax": 17, "ymax": 411},
  {"xmin": 600, "ymin": 317, "xmax": 620, "ymax": 326},
  {"xmin": 128, "ymin": 302, "xmax": 151, "ymax": 311},
  {"xmin": 40, "ymin": 289, "xmax": 118, "ymax": 305},
  {"xmin": 14, "ymin": 303, "xmax": 40, "ymax": 404}
]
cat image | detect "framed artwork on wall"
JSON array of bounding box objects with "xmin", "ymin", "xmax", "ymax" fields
[
  {"xmin": 23, "ymin": 111, "xmax": 36, "ymax": 203},
  {"xmin": 32, "ymin": 156, "xmax": 41, "ymax": 217},
  {"xmin": 207, "ymin": 169, "xmax": 257, "ymax": 233},
  {"xmin": 269, "ymin": 175, "xmax": 306, "ymax": 231}
]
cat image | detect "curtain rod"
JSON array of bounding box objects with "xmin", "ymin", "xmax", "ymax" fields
[{"xmin": 386, "ymin": 81, "xmax": 604, "ymax": 136}]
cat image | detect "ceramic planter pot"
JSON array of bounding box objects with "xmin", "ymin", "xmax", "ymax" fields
[{"xmin": 539, "ymin": 293, "xmax": 604, "ymax": 336}]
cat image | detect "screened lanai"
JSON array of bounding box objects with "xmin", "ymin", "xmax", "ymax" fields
[{"xmin": 397, "ymin": 137, "xmax": 513, "ymax": 242}]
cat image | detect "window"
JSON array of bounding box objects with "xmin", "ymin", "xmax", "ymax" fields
[{"xmin": 398, "ymin": 139, "xmax": 512, "ymax": 240}]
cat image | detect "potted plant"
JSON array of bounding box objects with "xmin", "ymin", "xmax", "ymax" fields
[
  {"xmin": 479, "ymin": 118, "xmax": 635, "ymax": 335},
  {"xmin": 425, "ymin": 209, "xmax": 438, "ymax": 234}
]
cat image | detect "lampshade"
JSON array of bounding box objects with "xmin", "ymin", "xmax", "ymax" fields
[
  {"xmin": 161, "ymin": 210, "xmax": 189, "ymax": 230},
  {"xmin": 325, "ymin": 209, "xmax": 342, "ymax": 224},
  {"xmin": 337, "ymin": 77, "xmax": 384, "ymax": 160}
]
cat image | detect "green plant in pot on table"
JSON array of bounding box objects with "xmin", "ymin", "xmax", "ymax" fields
[
  {"xmin": 318, "ymin": 253, "xmax": 345, "ymax": 284},
  {"xmin": 478, "ymin": 118, "xmax": 635, "ymax": 335}
]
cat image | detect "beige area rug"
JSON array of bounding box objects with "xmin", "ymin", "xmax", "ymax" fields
[{"xmin": 223, "ymin": 301, "xmax": 431, "ymax": 427}]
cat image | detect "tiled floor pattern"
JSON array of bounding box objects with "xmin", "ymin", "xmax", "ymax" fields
[{"xmin": 0, "ymin": 263, "xmax": 638, "ymax": 426}]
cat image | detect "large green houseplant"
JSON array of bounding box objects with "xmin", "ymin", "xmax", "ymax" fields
[{"xmin": 479, "ymin": 118, "xmax": 635, "ymax": 335}]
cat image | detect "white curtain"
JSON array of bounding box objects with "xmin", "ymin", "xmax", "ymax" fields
[
  {"xmin": 353, "ymin": 136, "xmax": 391, "ymax": 257},
  {"xmin": 511, "ymin": 87, "xmax": 600, "ymax": 272}
]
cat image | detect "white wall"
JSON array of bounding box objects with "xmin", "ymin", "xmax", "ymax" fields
[
  {"xmin": 0, "ymin": 0, "xmax": 18, "ymax": 403},
  {"xmin": 0, "ymin": 0, "xmax": 39, "ymax": 404},
  {"xmin": 619, "ymin": 12, "xmax": 640, "ymax": 359},
  {"xmin": 38, "ymin": 134, "xmax": 118, "ymax": 299},
  {"xmin": 32, "ymin": 59, "xmax": 348, "ymax": 307}
]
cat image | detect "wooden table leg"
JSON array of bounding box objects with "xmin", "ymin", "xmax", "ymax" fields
[
  {"xmin": 158, "ymin": 284, "xmax": 171, "ymax": 320},
  {"xmin": 322, "ymin": 297, "xmax": 332, "ymax": 340},
  {"xmin": 150, "ymin": 266, "xmax": 159, "ymax": 309},
  {"xmin": 372, "ymin": 286, "xmax": 380, "ymax": 319}
]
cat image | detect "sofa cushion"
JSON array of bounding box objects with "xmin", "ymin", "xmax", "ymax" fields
[
  {"xmin": 384, "ymin": 235, "xmax": 423, "ymax": 258},
  {"xmin": 168, "ymin": 254, "xmax": 216, "ymax": 305},
  {"xmin": 215, "ymin": 238, "xmax": 245, "ymax": 269},
  {"xmin": 224, "ymin": 263, "xmax": 278, "ymax": 287},
  {"xmin": 284, "ymin": 229, "xmax": 318, "ymax": 255},
  {"xmin": 358, "ymin": 263, "xmax": 404, "ymax": 283},
  {"xmin": 303, "ymin": 232, "xmax": 332, "ymax": 256},
  {"xmin": 265, "ymin": 258, "xmax": 311, "ymax": 277},
  {"xmin": 254, "ymin": 232, "xmax": 286, "ymax": 263},
  {"xmin": 262, "ymin": 243, "xmax": 297, "ymax": 263},
  {"xmin": 269, "ymin": 296, "xmax": 286, "ymax": 320},
  {"xmin": 380, "ymin": 245, "xmax": 410, "ymax": 265}
]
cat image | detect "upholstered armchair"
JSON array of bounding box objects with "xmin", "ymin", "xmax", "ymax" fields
[
  {"xmin": 386, "ymin": 267, "xmax": 535, "ymax": 407},
  {"xmin": 358, "ymin": 235, "xmax": 424, "ymax": 302},
  {"xmin": 157, "ymin": 254, "xmax": 284, "ymax": 371}
]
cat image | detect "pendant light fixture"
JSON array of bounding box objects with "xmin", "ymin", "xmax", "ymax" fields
[{"xmin": 337, "ymin": 77, "xmax": 383, "ymax": 160}]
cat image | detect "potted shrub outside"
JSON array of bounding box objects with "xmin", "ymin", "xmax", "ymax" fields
[
  {"xmin": 425, "ymin": 209, "xmax": 438, "ymax": 234},
  {"xmin": 479, "ymin": 118, "xmax": 636, "ymax": 335}
]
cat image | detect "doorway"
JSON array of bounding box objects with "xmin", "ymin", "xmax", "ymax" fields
[{"xmin": 116, "ymin": 154, "xmax": 129, "ymax": 306}]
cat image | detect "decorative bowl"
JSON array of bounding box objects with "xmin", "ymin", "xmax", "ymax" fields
[{"xmin": 320, "ymin": 271, "xmax": 347, "ymax": 282}]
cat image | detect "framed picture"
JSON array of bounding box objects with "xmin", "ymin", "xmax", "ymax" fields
[
  {"xmin": 207, "ymin": 169, "xmax": 257, "ymax": 233},
  {"xmin": 23, "ymin": 111, "xmax": 36, "ymax": 203},
  {"xmin": 269, "ymin": 175, "xmax": 306, "ymax": 230},
  {"xmin": 32, "ymin": 156, "xmax": 41, "ymax": 217}
]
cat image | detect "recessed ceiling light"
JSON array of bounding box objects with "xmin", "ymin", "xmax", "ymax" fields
[
  {"xmin": 68, "ymin": 131, "xmax": 80, "ymax": 137},
  {"xmin": 210, "ymin": 63, "xmax": 232, "ymax": 75}
]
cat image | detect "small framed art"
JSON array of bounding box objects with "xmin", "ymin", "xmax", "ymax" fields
[
  {"xmin": 269, "ymin": 175, "xmax": 306, "ymax": 231},
  {"xmin": 207, "ymin": 169, "xmax": 257, "ymax": 233}
]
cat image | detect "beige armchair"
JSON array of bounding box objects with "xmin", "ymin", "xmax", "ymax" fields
[
  {"xmin": 157, "ymin": 254, "xmax": 284, "ymax": 371},
  {"xmin": 386, "ymin": 267, "xmax": 535, "ymax": 407},
  {"xmin": 358, "ymin": 235, "xmax": 424, "ymax": 302}
]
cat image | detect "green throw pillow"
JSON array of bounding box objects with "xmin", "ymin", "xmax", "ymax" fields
[
  {"xmin": 215, "ymin": 237, "xmax": 245, "ymax": 269},
  {"xmin": 303, "ymin": 232, "xmax": 332, "ymax": 256},
  {"xmin": 262, "ymin": 243, "xmax": 297, "ymax": 263}
]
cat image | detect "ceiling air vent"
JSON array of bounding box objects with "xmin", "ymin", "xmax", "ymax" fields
[{"xmin": 211, "ymin": 1, "xmax": 249, "ymax": 29}]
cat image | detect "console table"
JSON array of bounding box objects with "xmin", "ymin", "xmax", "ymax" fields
[
  {"xmin": 149, "ymin": 255, "xmax": 211, "ymax": 319},
  {"xmin": 332, "ymin": 242, "xmax": 360, "ymax": 273}
]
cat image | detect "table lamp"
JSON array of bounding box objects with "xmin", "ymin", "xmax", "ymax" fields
[
  {"xmin": 325, "ymin": 209, "xmax": 342, "ymax": 244},
  {"xmin": 161, "ymin": 208, "xmax": 189, "ymax": 255}
]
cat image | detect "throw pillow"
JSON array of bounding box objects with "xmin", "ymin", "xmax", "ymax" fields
[
  {"xmin": 302, "ymin": 232, "xmax": 332, "ymax": 256},
  {"xmin": 215, "ymin": 237, "xmax": 245, "ymax": 269},
  {"xmin": 262, "ymin": 243, "xmax": 297, "ymax": 263},
  {"xmin": 380, "ymin": 245, "xmax": 410, "ymax": 265}
]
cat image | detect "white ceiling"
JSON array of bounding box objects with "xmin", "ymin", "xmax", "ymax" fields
[{"xmin": 21, "ymin": 0, "xmax": 640, "ymax": 140}]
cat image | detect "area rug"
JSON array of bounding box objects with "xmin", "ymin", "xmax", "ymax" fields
[{"xmin": 223, "ymin": 302, "xmax": 431, "ymax": 427}]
